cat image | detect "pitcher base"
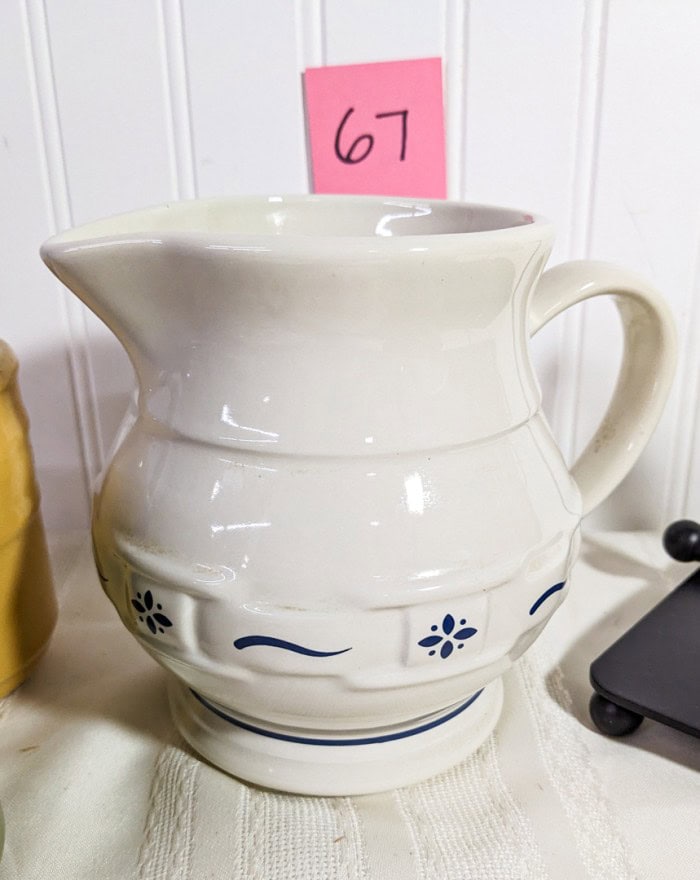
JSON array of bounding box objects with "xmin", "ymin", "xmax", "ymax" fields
[{"xmin": 168, "ymin": 677, "xmax": 503, "ymax": 795}]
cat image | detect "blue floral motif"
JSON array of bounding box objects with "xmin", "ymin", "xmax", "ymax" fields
[
  {"xmin": 418, "ymin": 614, "xmax": 477, "ymax": 659},
  {"xmin": 131, "ymin": 590, "xmax": 173, "ymax": 635}
]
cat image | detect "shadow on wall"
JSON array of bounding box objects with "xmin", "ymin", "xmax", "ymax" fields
[
  {"xmin": 16, "ymin": 338, "xmax": 134, "ymax": 532},
  {"xmin": 589, "ymin": 462, "xmax": 667, "ymax": 532}
]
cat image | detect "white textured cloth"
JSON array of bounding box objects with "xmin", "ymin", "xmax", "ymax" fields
[{"xmin": 0, "ymin": 532, "xmax": 698, "ymax": 879}]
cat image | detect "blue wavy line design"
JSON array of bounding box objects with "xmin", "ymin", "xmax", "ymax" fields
[
  {"xmin": 190, "ymin": 688, "xmax": 484, "ymax": 746},
  {"xmin": 233, "ymin": 635, "xmax": 352, "ymax": 657},
  {"xmin": 529, "ymin": 581, "xmax": 566, "ymax": 616}
]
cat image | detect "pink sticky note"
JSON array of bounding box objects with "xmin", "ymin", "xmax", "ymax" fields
[{"xmin": 304, "ymin": 57, "xmax": 446, "ymax": 199}]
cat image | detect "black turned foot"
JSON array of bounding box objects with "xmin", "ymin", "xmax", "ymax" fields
[
  {"xmin": 589, "ymin": 693, "xmax": 644, "ymax": 737},
  {"xmin": 663, "ymin": 520, "xmax": 700, "ymax": 562}
]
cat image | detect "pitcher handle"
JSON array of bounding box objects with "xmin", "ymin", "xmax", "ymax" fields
[{"xmin": 529, "ymin": 260, "xmax": 676, "ymax": 516}]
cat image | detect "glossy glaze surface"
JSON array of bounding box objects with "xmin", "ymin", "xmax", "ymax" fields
[
  {"xmin": 41, "ymin": 195, "xmax": 676, "ymax": 793},
  {"xmin": 0, "ymin": 341, "xmax": 57, "ymax": 698}
]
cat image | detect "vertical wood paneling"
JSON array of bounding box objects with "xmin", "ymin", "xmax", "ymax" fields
[
  {"xmin": 443, "ymin": 0, "xmax": 469, "ymax": 200},
  {"xmin": 44, "ymin": 1, "xmax": 174, "ymax": 223},
  {"xmin": 159, "ymin": 0, "xmax": 197, "ymax": 200},
  {"xmin": 324, "ymin": 0, "xmax": 445, "ymax": 64},
  {"xmin": 295, "ymin": 0, "xmax": 326, "ymax": 69},
  {"xmin": 554, "ymin": 0, "xmax": 608, "ymax": 466},
  {"xmin": 575, "ymin": 0, "xmax": 700, "ymax": 528},
  {"xmin": 25, "ymin": 0, "xmax": 105, "ymax": 503},
  {"xmin": 43, "ymin": 0, "xmax": 177, "ymax": 482},
  {"xmin": 181, "ymin": 0, "xmax": 306, "ymax": 196},
  {"xmin": 461, "ymin": 0, "xmax": 587, "ymax": 454},
  {"xmin": 462, "ymin": 0, "xmax": 585, "ymax": 261},
  {"xmin": 0, "ymin": 0, "xmax": 86, "ymax": 526},
  {"xmin": 681, "ymin": 244, "xmax": 700, "ymax": 517},
  {"xmin": 295, "ymin": 0, "xmax": 326, "ymax": 189}
]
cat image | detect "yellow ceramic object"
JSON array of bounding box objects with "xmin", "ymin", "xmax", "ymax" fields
[{"xmin": 0, "ymin": 340, "xmax": 56, "ymax": 698}]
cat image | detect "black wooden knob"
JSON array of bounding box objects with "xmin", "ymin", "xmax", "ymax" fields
[
  {"xmin": 589, "ymin": 694, "xmax": 643, "ymax": 737},
  {"xmin": 663, "ymin": 519, "xmax": 700, "ymax": 562}
]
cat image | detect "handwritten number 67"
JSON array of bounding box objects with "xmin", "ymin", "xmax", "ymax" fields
[{"xmin": 334, "ymin": 107, "xmax": 409, "ymax": 164}]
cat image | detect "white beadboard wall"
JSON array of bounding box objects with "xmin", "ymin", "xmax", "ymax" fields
[{"xmin": 1, "ymin": 0, "xmax": 700, "ymax": 531}]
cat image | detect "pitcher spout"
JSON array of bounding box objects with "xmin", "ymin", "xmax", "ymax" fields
[{"xmin": 40, "ymin": 231, "xmax": 169, "ymax": 371}]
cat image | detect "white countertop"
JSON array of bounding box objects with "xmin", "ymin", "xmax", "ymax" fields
[{"xmin": 1, "ymin": 531, "xmax": 698, "ymax": 880}]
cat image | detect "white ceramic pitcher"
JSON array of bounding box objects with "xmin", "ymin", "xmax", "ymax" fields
[{"xmin": 41, "ymin": 196, "xmax": 675, "ymax": 795}]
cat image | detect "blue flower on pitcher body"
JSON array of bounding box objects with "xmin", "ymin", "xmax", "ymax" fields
[
  {"xmin": 418, "ymin": 613, "xmax": 477, "ymax": 659},
  {"xmin": 131, "ymin": 590, "xmax": 173, "ymax": 635}
]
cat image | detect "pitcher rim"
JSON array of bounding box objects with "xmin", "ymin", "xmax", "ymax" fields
[{"xmin": 41, "ymin": 194, "xmax": 554, "ymax": 258}]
